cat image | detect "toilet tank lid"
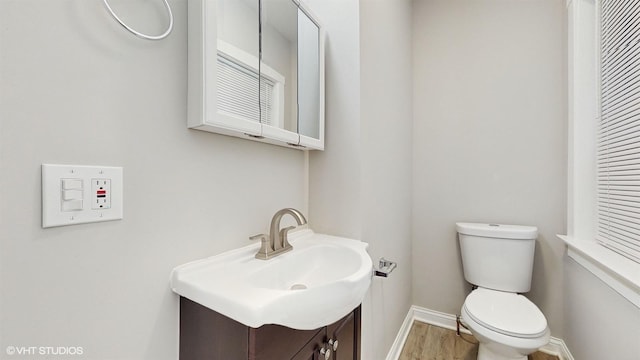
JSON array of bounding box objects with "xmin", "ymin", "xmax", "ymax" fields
[{"xmin": 456, "ymin": 223, "xmax": 538, "ymax": 240}]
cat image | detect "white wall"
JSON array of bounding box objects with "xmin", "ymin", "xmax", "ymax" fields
[
  {"xmin": 360, "ymin": 0, "xmax": 414, "ymax": 357},
  {"xmin": 564, "ymin": 258, "xmax": 640, "ymax": 359},
  {"xmin": 305, "ymin": 0, "xmax": 367, "ymax": 354},
  {"xmin": 307, "ymin": 0, "xmax": 413, "ymax": 358},
  {"xmin": 411, "ymin": 0, "xmax": 567, "ymax": 338},
  {"xmin": 0, "ymin": 1, "xmax": 305, "ymax": 359},
  {"xmin": 307, "ymin": 0, "xmax": 362, "ymax": 240},
  {"xmin": 309, "ymin": 0, "xmax": 411, "ymax": 360}
]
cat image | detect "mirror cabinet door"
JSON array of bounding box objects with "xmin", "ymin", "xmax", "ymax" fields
[
  {"xmin": 260, "ymin": 0, "xmax": 324, "ymax": 149},
  {"xmin": 259, "ymin": 0, "xmax": 300, "ymax": 144},
  {"xmin": 296, "ymin": 7, "xmax": 323, "ymax": 149},
  {"xmin": 215, "ymin": 0, "xmax": 262, "ymax": 135}
]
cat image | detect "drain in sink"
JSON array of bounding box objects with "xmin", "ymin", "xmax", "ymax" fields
[{"xmin": 290, "ymin": 284, "xmax": 307, "ymax": 290}]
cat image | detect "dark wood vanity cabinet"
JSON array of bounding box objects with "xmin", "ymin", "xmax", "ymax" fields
[
  {"xmin": 179, "ymin": 297, "xmax": 361, "ymax": 360},
  {"xmin": 327, "ymin": 309, "xmax": 358, "ymax": 360}
]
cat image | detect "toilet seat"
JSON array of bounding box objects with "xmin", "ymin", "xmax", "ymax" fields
[{"xmin": 463, "ymin": 288, "xmax": 547, "ymax": 339}]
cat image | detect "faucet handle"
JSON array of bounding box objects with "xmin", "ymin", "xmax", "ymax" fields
[
  {"xmin": 250, "ymin": 233, "xmax": 272, "ymax": 259},
  {"xmin": 279, "ymin": 226, "xmax": 296, "ymax": 250},
  {"xmin": 250, "ymin": 233, "xmax": 268, "ymax": 242}
]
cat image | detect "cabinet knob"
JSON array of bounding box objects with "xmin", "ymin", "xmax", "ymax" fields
[
  {"xmin": 319, "ymin": 345, "xmax": 331, "ymax": 360},
  {"xmin": 328, "ymin": 339, "xmax": 339, "ymax": 351}
]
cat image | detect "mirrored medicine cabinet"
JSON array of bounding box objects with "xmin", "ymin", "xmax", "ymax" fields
[{"xmin": 188, "ymin": 0, "xmax": 325, "ymax": 150}]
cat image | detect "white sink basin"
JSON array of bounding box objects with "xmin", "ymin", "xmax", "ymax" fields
[{"xmin": 170, "ymin": 229, "xmax": 372, "ymax": 330}]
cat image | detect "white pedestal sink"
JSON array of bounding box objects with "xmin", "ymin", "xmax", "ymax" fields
[{"xmin": 170, "ymin": 229, "xmax": 373, "ymax": 330}]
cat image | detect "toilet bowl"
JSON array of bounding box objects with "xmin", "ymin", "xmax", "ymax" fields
[{"xmin": 461, "ymin": 288, "xmax": 550, "ymax": 360}]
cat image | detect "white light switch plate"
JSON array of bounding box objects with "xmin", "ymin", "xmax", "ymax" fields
[{"xmin": 42, "ymin": 164, "xmax": 123, "ymax": 228}]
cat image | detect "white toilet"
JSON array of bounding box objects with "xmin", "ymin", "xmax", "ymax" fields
[{"xmin": 456, "ymin": 222, "xmax": 550, "ymax": 360}]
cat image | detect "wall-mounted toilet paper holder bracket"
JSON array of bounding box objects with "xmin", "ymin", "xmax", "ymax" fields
[{"xmin": 374, "ymin": 257, "xmax": 397, "ymax": 277}]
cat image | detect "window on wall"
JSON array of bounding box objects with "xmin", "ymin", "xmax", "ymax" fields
[
  {"xmin": 596, "ymin": 0, "xmax": 640, "ymax": 264},
  {"xmin": 565, "ymin": 0, "xmax": 640, "ymax": 308}
]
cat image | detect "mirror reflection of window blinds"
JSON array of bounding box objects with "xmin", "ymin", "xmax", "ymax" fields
[
  {"xmin": 597, "ymin": 0, "xmax": 640, "ymax": 263},
  {"xmin": 217, "ymin": 54, "xmax": 275, "ymax": 125},
  {"xmin": 260, "ymin": 79, "xmax": 274, "ymax": 126}
]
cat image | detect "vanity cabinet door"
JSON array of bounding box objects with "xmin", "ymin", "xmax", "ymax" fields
[
  {"xmin": 327, "ymin": 306, "xmax": 361, "ymax": 360},
  {"xmin": 291, "ymin": 330, "xmax": 327, "ymax": 360},
  {"xmin": 249, "ymin": 325, "xmax": 321, "ymax": 360}
]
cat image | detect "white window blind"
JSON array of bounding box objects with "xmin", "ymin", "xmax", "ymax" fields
[
  {"xmin": 597, "ymin": 0, "xmax": 640, "ymax": 263},
  {"xmin": 217, "ymin": 53, "xmax": 275, "ymax": 125},
  {"xmin": 217, "ymin": 54, "xmax": 260, "ymax": 122},
  {"xmin": 260, "ymin": 75, "xmax": 275, "ymax": 126}
]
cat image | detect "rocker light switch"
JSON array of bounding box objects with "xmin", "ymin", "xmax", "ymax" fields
[
  {"xmin": 61, "ymin": 199, "xmax": 83, "ymax": 212},
  {"xmin": 62, "ymin": 179, "xmax": 83, "ymax": 190},
  {"xmin": 42, "ymin": 164, "xmax": 123, "ymax": 228},
  {"xmin": 62, "ymin": 189, "xmax": 83, "ymax": 201}
]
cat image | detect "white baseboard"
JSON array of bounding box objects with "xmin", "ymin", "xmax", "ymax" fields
[
  {"xmin": 384, "ymin": 305, "xmax": 415, "ymax": 360},
  {"xmin": 385, "ymin": 305, "xmax": 574, "ymax": 360},
  {"xmin": 411, "ymin": 305, "xmax": 472, "ymax": 334},
  {"xmin": 541, "ymin": 337, "xmax": 575, "ymax": 360}
]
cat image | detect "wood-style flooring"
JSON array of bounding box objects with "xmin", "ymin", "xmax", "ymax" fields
[{"xmin": 398, "ymin": 321, "xmax": 559, "ymax": 360}]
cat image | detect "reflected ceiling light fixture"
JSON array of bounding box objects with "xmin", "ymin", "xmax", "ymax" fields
[{"xmin": 102, "ymin": 0, "xmax": 174, "ymax": 40}]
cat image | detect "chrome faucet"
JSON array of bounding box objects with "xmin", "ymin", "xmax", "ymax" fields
[{"xmin": 250, "ymin": 208, "xmax": 307, "ymax": 260}]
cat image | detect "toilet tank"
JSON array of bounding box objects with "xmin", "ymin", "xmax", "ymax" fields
[{"xmin": 456, "ymin": 223, "xmax": 538, "ymax": 293}]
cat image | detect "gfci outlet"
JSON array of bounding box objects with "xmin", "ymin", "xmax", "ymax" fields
[
  {"xmin": 92, "ymin": 179, "xmax": 111, "ymax": 209},
  {"xmin": 42, "ymin": 164, "xmax": 123, "ymax": 228}
]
